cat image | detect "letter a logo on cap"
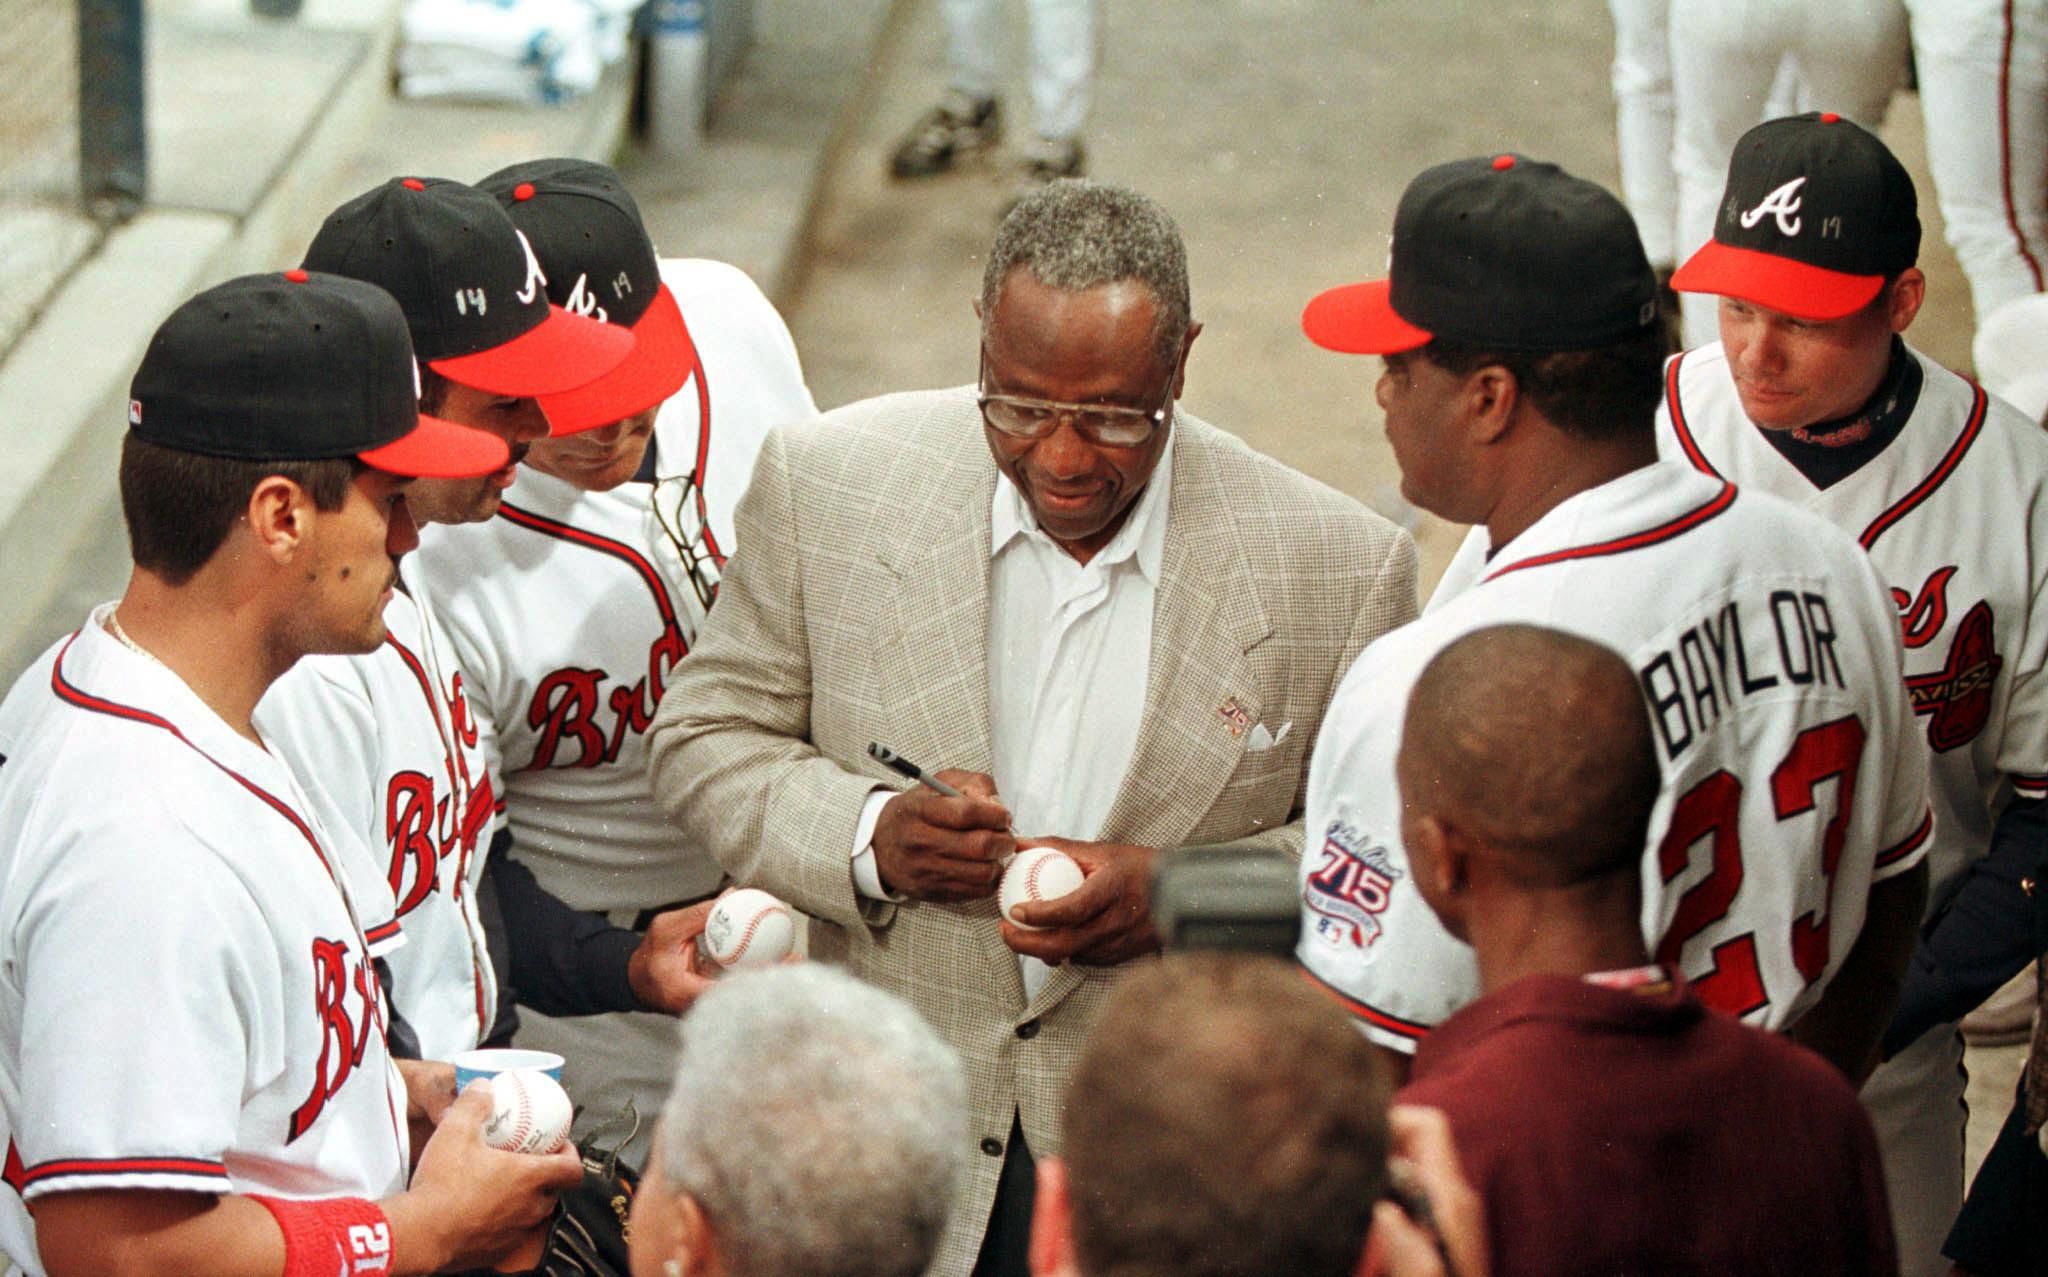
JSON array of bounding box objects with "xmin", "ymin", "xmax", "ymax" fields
[
  {"xmin": 1741, "ymin": 177, "xmax": 1807, "ymax": 237},
  {"xmin": 515, "ymin": 229, "xmax": 548, "ymax": 306}
]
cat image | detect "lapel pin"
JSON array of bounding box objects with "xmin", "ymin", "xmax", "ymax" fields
[{"xmin": 1217, "ymin": 697, "xmax": 1252, "ymax": 737}]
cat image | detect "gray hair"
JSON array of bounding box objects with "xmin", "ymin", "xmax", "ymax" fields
[
  {"xmin": 981, "ymin": 179, "xmax": 1193, "ymax": 369},
  {"xmin": 656, "ymin": 964, "xmax": 969, "ymax": 1277}
]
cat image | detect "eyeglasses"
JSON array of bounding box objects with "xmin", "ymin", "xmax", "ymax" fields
[
  {"xmin": 649, "ymin": 470, "xmax": 722, "ymax": 616},
  {"xmin": 976, "ymin": 347, "xmax": 1172, "ymax": 448}
]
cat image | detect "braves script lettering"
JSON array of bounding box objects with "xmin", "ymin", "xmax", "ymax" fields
[
  {"xmin": 289, "ymin": 936, "xmax": 378, "ymax": 1140},
  {"xmin": 524, "ymin": 627, "xmax": 688, "ymax": 771}
]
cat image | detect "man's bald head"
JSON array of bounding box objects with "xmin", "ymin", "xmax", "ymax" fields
[{"xmin": 1399, "ymin": 624, "xmax": 1660, "ymax": 888}]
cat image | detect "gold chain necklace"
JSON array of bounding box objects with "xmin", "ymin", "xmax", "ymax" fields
[{"xmin": 104, "ymin": 609, "xmax": 168, "ymax": 669}]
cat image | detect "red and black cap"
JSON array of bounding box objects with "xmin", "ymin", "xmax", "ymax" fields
[
  {"xmin": 1304, "ymin": 154, "xmax": 1658, "ymax": 356},
  {"xmin": 127, "ymin": 271, "xmax": 509, "ymax": 478},
  {"xmin": 477, "ymin": 158, "xmax": 697, "ymax": 434},
  {"xmin": 301, "ymin": 176, "xmax": 634, "ymax": 398},
  {"xmin": 1671, "ymin": 112, "xmax": 1920, "ymax": 320}
]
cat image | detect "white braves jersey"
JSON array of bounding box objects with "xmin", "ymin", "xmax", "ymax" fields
[
  {"xmin": 1660, "ymin": 343, "xmax": 2048, "ymax": 909},
  {"xmin": 414, "ymin": 257, "xmax": 815, "ymax": 913},
  {"xmin": 1298, "ymin": 465, "xmax": 1932, "ymax": 1053},
  {"xmin": 0, "ymin": 612, "xmax": 408, "ymax": 1275},
  {"xmin": 258, "ymin": 577, "xmax": 502, "ymax": 1060}
]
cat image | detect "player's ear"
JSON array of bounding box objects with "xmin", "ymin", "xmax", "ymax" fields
[
  {"xmin": 1464, "ymin": 364, "xmax": 1518, "ymax": 444},
  {"xmin": 245, "ymin": 474, "xmax": 311, "ymax": 564},
  {"xmin": 1885, "ymin": 268, "xmax": 1926, "ymax": 335},
  {"xmin": 1169, "ymin": 320, "xmax": 1203, "ymax": 401},
  {"xmin": 1417, "ymin": 817, "xmax": 1469, "ymax": 897},
  {"xmin": 1028, "ymin": 1157, "xmax": 1084, "ymax": 1277}
]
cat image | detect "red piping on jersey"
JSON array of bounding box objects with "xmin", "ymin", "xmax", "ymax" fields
[
  {"xmin": 1300, "ymin": 965, "xmax": 1430, "ymax": 1043},
  {"xmin": 685, "ymin": 339, "xmax": 725, "ymax": 567},
  {"xmin": 2001, "ymin": 1, "xmax": 2046, "ymax": 291},
  {"xmin": 384, "ymin": 633, "xmax": 462, "ymax": 823},
  {"xmin": 1664, "ymin": 353, "xmax": 1724, "ymax": 480},
  {"xmin": 1857, "ymin": 384, "xmax": 1988, "ymax": 552},
  {"xmin": 497, "ymin": 502, "xmax": 687, "ymax": 634},
  {"xmin": 50, "ymin": 633, "xmax": 340, "ymax": 888},
  {"xmin": 382, "ymin": 630, "xmax": 492, "ymax": 1042},
  {"xmin": 20, "ymin": 1155, "xmax": 228, "ymax": 1189},
  {"xmin": 1482, "ymin": 481, "xmax": 1738, "ymax": 582},
  {"xmin": 1875, "ymin": 806, "xmax": 1935, "ymax": 869}
]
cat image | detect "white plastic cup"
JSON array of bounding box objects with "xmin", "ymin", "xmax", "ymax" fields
[{"xmin": 451, "ymin": 1048, "xmax": 566, "ymax": 1091}]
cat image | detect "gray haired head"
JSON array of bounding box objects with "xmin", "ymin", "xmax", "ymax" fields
[
  {"xmin": 656, "ymin": 963, "xmax": 969, "ymax": 1277},
  {"xmin": 981, "ymin": 179, "xmax": 1193, "ymax": 369}
]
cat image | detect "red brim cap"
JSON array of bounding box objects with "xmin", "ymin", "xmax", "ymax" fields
[
  {"xmin": 1301, "ymin": 278, "xmax": 1434, "ymax": 355},
  {"xmin": 358, "ymin": 411, "xmax": 511, "ymax": 478},
  {"xmin": 535, "ymin": 283, "xmax": 697, "ymax": 435},
  {"xmin": 1669, "ymin": 240, "xmax": 1885, "ymax": 322},
  {"xmin": 428, "ymin": 303, "xmax": 635, "ymax": 398}
]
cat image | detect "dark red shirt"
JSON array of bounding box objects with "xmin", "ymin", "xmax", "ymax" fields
[{"xmin": 1397, "ymin": 973, "xmax": 1898, "ymax": 1277}]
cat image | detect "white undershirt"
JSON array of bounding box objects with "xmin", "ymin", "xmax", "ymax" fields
[{"xmin": 853, "ymin": 429, "xmax": 1174, "ymax": 998}]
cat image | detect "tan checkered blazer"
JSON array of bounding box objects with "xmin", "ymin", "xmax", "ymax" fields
[{"xmin": 648, "ymin": 386, "xmax": 1417, "ymax": 1274}]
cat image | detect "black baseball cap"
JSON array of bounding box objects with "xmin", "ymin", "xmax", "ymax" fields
[
  {"xmin": 127, "ymin": 270, "xmax": 510, "ymax": 478},
  {"xmin": 1303, "ymin": 154, "xmax": 1658, "ymax": 355},
  {"xmin": 1672, "ymin": 112, "xmax": 1920, "ymax": 320},
  {"xmin": 301, "ymin": 176, "xmax": 634, "ymax": 398},
  {"xmin": 478, "ymin": 158, "xmax": 697, "ymax": 435}
]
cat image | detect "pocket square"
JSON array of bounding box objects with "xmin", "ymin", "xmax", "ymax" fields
[{"xmin": 1246, "ymin": 721, "xmax": 1293, "ymax": 752}]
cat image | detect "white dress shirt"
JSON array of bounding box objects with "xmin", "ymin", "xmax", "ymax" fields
[{"xmin": 854, "ymin": 428, "xmax": 1175, "ymax": 997}]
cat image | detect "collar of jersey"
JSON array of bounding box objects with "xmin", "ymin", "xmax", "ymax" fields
[{"xmin": 1481, "ymin": 462, "xmax": 1700, "ymax": 570}]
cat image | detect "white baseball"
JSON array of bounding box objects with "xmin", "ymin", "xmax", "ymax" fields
[
  {"xmin": 999, "ymin": 846, "xmax": 1085, "ymax": 929},
  {"xmin": 482, "ymin": 1068, "xmax": 572, "ymax": 1155},
  {"xmin": 700, "ymin": 887, "xmax": 796, "ymax": 969}
]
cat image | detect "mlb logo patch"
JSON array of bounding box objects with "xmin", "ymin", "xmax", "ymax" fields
[{"xmin": 128, "ymin": 399, "xmax": 142, "ymax": 425}]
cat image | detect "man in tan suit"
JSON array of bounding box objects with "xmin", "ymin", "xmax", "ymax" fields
[{"xmin": 648, "ymin": 180, "xmax": 1418, "ymax": 1276}]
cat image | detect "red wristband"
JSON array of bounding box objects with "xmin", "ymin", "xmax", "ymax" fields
[{"xmin": 249, "ymin": 1195, "xmax": 392, "ymax": 1277}]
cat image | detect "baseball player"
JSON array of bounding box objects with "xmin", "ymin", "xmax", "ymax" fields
[
  {"xmin": 0, "ymin": 272, "xmax": 580, "ymax": 1277},
  {"xmin": 404, "ymin": 158, "xmax": 816, "ymax": 1151},
  {"xmin": 276, "ymin": 176, "xmax": 714, "ymax": 1067},
  {"xmin": 1606, "ymin": 0, "xmax": 1805, "ymax": 271},
  {"xmin": 1904, "ymin": 0, "xmax": 2047, "ymax": 331},
  {"xmin": 1663, "ymin": 111, "xmax": 2048, "ymax": 1277},
  {"xmin": 1294, "ymin": 154, "xmax": 1932, "ymax": 1093},
  {"xmin": 1668, "ymin": 0, "xmax": 1907, "ymax": 348}
]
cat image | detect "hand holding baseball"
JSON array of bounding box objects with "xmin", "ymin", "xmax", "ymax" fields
[
  {"xmin": 481, "ymin": 1069, "xmax": 574, "ymax": 1155},
  {"xmin": 629, "ymin": 898, "xmax": 718, "ymax": 1014},
  {"xmin": 392, "ymin": 1078, "xmax": 583, "ymax": 1271},
  {"xmin": 999, "ymin": 846, "xmax": 1085, "ymax": 929},
  {"xmin": 1001, "ymin": 836, "xmax": 1162, "ymax": 966},
  {"xmin": 697, "ymin": 887, "xmax": 797, "ymax": 969}
]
